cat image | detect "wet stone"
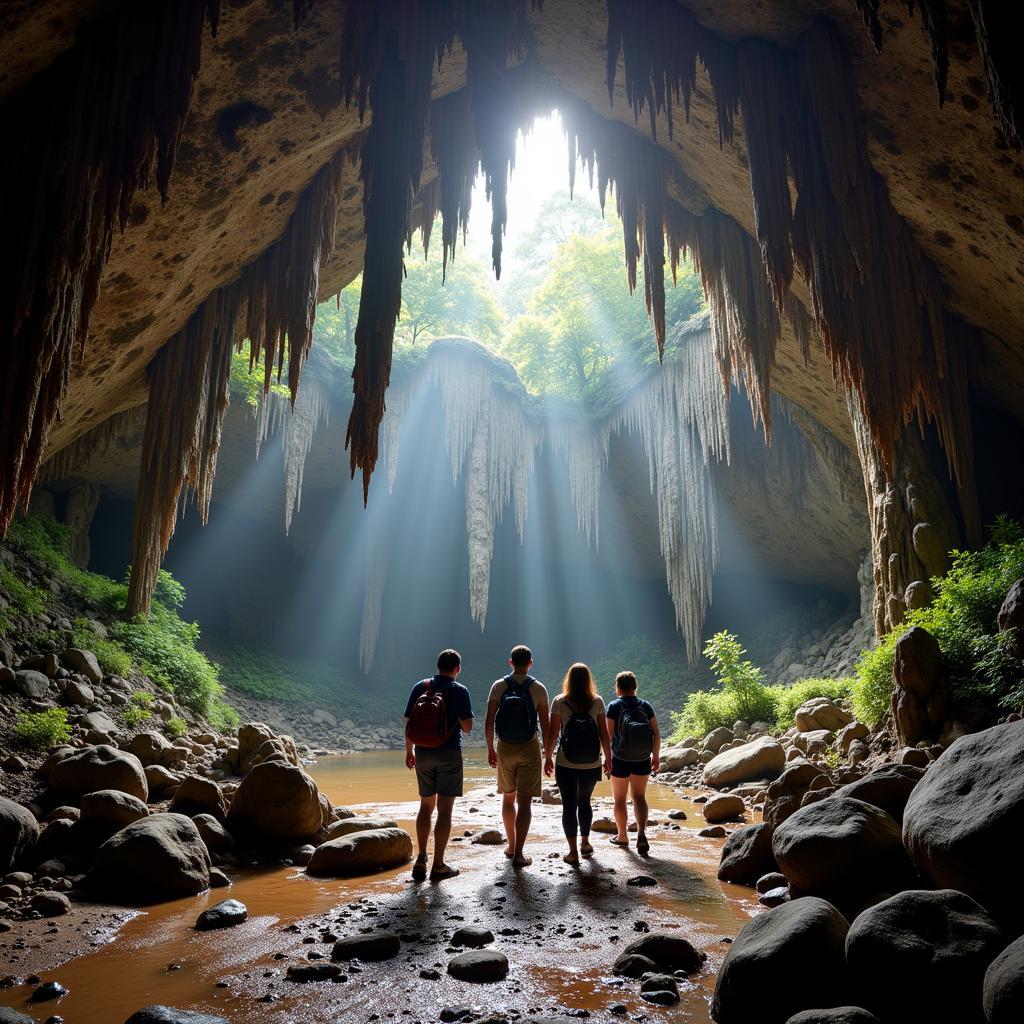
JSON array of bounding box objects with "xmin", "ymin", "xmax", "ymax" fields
[
  {"xmin": 285, "ymin": 963, "xmax": 345, "ymax": 983},
  {"xmin": 30, "ymin": 981, "xmax": 68, "ymax": 1002},
  {"xmin": 626, "ymin": 875, "xmax": 657, "ymax": 887},
  {"xmin": 447, "ymin": 949, "xmax": 509, "ymax": 982},
  {"xmin": 332, "ymin": 929, "xmax": 401, "ymax": 962},
  {"xmin": 451, "ymin": 925, "xmax": 494, "ymax": 947},
  {"xmin": 195, "ymin": 899, "xmax": 247, "ymax": 931}
]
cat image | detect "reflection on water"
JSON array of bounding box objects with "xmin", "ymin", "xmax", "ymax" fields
[{"xmin": 0, "ymin": 751, "xmax": 758, "ymax": 1023}]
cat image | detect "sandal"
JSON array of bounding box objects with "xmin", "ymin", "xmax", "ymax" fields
[
  {"xmin": 609, "ymin": 836, "xmax": 629, "ymax": 847},
  {"xmin": 411, "ymin": 854, "xmax": 427, "ymax": 881},
  {"xmin": 563, "ymin": 852, "xmax": 580, "ymax": 865},
  {"xmin": 636, "ymin": 834, "xmax": 650, "ymax": 854},
  {"xmin": 429, "ymin": 864, "xmax": 460, "ymax": 881},
  {"xmin": 580, "ymin": 839, "xmax": 594, "ymax": 857}
]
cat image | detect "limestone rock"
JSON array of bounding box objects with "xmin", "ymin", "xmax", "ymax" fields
[
  {"xmin": 712, "ymin": 897, "xmax": 850, "ymax": 1024},
  {"xmin": 703, "ymin": 736, "xmax": 785, "ymax": 788},
  {"xmin": 903, "ymin": 720, "xmax": 1024, "ymax": 928},
  {"xmin": 794, "ymin": 697, "xmax": 852, "ymax": 733},
  {"xmin": 834, "ymin": 764, "xmax": 924, "ymax": 823},
  {"xmin": 837, "ymin": 721, "xmax": 868, "ymax": 752},
  {"xmin": 0, "ymin": 796, "xmax": 39, "ymax": 871},
  {"xmin": 193, "ymin": 814, "xmax": 234, "ymax": 853},
  {"xmin": 61, "ymin": 648, "xmax": 102, "ymax": 683},
  {"xmin": 703, "ymin": 794, "xmax": 745, "ymax": 823},
  {"xmin": 306, "ymin": 827, "xmax": 412, "ymax": 877},
  {"xmin": 128, "ymin": 731, "xmax": 172, "ymax": 766},
  {"xmin": 63, "ymin": 679, "xmax": 95, "ymax": 706},
  {"xmin": 661, "ymin": 746, "xmax": 700, "ymax": 770},
  {"xmin": 763, "ymin": 763, "xmax": 823, "ymax": 829},
  {"xmin": 30, "ymin": 890, "xmax": 71, "ymax": 916},
  {"xmin": 997, "ymin": 578, "xmax": 1024, "ymax": 658},
  {"xmin": 332, "ymin": 929, "xmax": 401, "ymax": 961},
  {"xmin": 50, "ymin": 745, "xmax": 147, "ymax": 801},
  {"xmin": 785, "ymin": 1011, "xmax": 880, "ymax": 1024},
  {"xmin": 324, "ymin": 816, "xmax": 397, "ymax": 840},
  {"xmin": 13, "ymin": 669, "xmax": 50, "ymax": 699},
  {"xmin": 447, "ymin": 949, "xmax": 509, "ymax": 982},
  {"xmin": 144, "ymin": 764, "xmax": 180, "ymax": 795},
  {"xmin": 984, "ymin": 933, "xmax": 1024, "ymax": 1024},
  {"xmin": 169, "ymin": 776, "xmax": 226, "ymax": 819},
  {"xmin": 703, "ymin": 727, "xmax": 735, "ymax": 753},
  {"xmin": 80, "ymin": 789, "xmax": 149, "ymax": 828},
  {"xmin": 195, "ymin": 899, "xmax": 247, "ymax": 931},
  {"xmin": 717, "ymin": 822, "xmax": 777, "ymax": 885},
  {"xmin": 91, "ymin": 813, "xmax": 211, "ymax": 902},
  {"xmin": 846, "ymin": 889, "xmax": 1006, "ymax": 1024},
  {"xmin": 226, "ymin": 761, "xmax": 322, "ymax": 841},
  {"xmin": 892, "ymin": 626, "xmax": 946, "ymax": 746},
  {"xmin": 617, "ymin": 933, "xmax": 704, "ymax": 974}
]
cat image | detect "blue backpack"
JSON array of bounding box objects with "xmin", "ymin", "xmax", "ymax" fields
[{"xmin": 495, "ymin": 675, "xmax": 538, "ymax": 743}]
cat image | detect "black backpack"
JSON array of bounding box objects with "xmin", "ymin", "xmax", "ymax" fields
[
  {"xmin": 560, "ymin": 699, "xmax": 601, "ymax": 764},
  {"xmin": 615, "ymin": 698, "xmax": 654, "ymax": 760},
  {"xmin": 494, "ymin": 675, "xmax": 538, "ymax": 743}
]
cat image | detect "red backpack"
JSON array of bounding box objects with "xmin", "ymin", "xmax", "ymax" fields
[{"xmin": 406, "ymin": 679, "xmax": 454, "ymax": 748}]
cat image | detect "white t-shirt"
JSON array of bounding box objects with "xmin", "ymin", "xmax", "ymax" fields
[
  {"xmin": 550, "ymin": 693, "xmax": 606, "ymax": 770},
  {"xmin": 488, "ymin": 675, "xmax": 548, "ymax": 744}
]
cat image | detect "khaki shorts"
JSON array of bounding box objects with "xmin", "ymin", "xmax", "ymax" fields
[
  {"xmin": 414, "ymin": 747, "xmax": 464, "ymax": 798},
  {"xmin": 496, "ymin": 736, "xmax": 542, "ymax": 798}
]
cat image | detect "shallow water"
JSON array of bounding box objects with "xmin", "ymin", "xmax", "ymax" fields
[{"xmin": 0, "ymin": 750, "xmax": 759, "ymax": 1023}]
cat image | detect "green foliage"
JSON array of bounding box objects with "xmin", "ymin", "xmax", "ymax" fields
[
  {"xmin": 72, "ymin": 619, "xmax": 132, "ymax": 676},
  {"xmin": 229, "ymin": 349, "xmax": 291, "ymax": 409},
  {"xmin": 771, "ymin": 677, "xmax": 853, "ymax": 730},
  {"xmin": 208, "ymin": 701, "xmax": 240, "ymax": 732},
  {"xmin": 14, "ymin": 708, "xmax": 71, "ymax": 750},
  {"xmin": 0, "ymin": 564, "xmax": 47, "ymax": 623},
  {"xmin": 853, "ymin": 517, "xmax": 1024, "ymax": 723},
  {"xmin": 164, "ymin": 717, "xmax": 188, "ymax": 739}
]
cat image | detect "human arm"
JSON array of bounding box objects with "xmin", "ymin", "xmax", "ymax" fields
[
  {"xmin": 459, "ymin": 686, "xmax": 475, "ymax": 735},
  {"xmin": 544, "ymin": 701, "xmax": 560, "ymax": 777},
  {"xmin": 537, "ymin": 689, "xmax": 550, "ymax": 760},
  {"xmin": 485, "ymin": 687, "xmax": 499, "ymax": 766},
  {"xmin": 403, "ymin": 721, "xmax": 415, "ymax": 770},
  {"xmin": 650, "ymin": 711, "xmax": 661, "ymax": 772},
  {"xmin": 597, "ymin": 711, "xmax": 613, "ymax": 776}
]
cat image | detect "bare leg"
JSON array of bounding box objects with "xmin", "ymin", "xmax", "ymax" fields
[
  {"xmin": 631, "ymin": 775, "xmax": 650, "ymax": 845},
  {"xmin": 416, "ymin": 796, "xmax": 436, "ymax": 857},
  {"xmin": 432, "ymin": 795, "xmax": 456, "ymax": 870},
  {"xmin": 501, "ymin": 791, "xmax": 517, "ymax": 856},
  {"xmin": 611, "ymin": 775, "xmax": 630, "ymax": 843},
  {"xmin": 513, "ymin": 797, "xmax": 532, "ymax": 866}
]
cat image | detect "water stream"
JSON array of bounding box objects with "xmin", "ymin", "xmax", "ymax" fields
[{"xmin": 0, "ymin": 751, "xmax": 759, "ymax": 1022}]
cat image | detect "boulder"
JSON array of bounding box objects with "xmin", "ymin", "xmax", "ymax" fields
[
  {"xmin": 837, "ymin": 722, "xmax": 869, "ymax": 753},
  {"xmin": 306, "ymin": 827, "xmax": 412, "ymax": 877},
  {"xmin": 226, "ymin": 761, "xmax": 322, "ymax": 841},
  {"xmin": 712, "ymin": 897, "xmax": 850, "ymax": 1024},
  {"xmin": 704, "ymin": 727, "xmax": 735, "ymax": 753},
  {"xmin": 617, "ymin": 933, "xmax": 703, "ymax": 974},
  {"xmin": 903, "ymin": 720, "xmax": 1024, "ymax": 928},
  {"xmin": 984, "ymin": 933, "xmax": 1024, "ymax": 1024},
  {"xmin": 31, "ymin": 890, "xmax": 71, "ymax": 916},
  {"xmin": 772, "ymin": 797, "xmax": 913, "ymax": 901},
  {"xmin": 144, "ymin": 765, "xmax": 180, "ymax": 795},
  {"xmin": 792, "ymin": 729, "xmax": 834, "ymax": 756},
  {"xmin": 447, "ymin": 950, "xmax": 509, "ymax": 982},
  {"xmin": 61, "ymin": 647, "xmax": 102, "ymax": 683},
  {"xmin": 613, "ymin": 953, "xmax": 658, "ymax": 978},
  {"xmin": 661, "ymin": 746, "xmax": 700, "ymax": 770},
  {"xmin": 703, "ymin": 794, "xmax": 745, "ymax": 823},
  {"xmin": 703, "ymin": 736, "xmax": 785, "ymax": 788},
  {"xmin": 717, "ymin": 823, "xmax": 777, "ymax": 885},
  {"xmin": 0, "ymin": 1009, "xmax": 35, "ymax": 1023},
  {"xmin": 324, "ymin": 816, "xmax": 398, "ymax": 840},
  {"xmin": 892, "ymin": 626, "xmax": 947, "ymax": 746},
  {"xmin": 193, "ymin": 814, "xmax": 234, "ymax": 853},
  {"xmin": 13, "ymin": 669, "xmax": 50, "ymax": 699},
  {"xmin": 49, "ymin": 745, "xmax": 147, "ymax": 801},
  {"xmin": 91, "ymin": 813, "xmax": 210, "ymax": 902},
  {"xmin": 846, "ymin": 889, "xmax": 1006, "ymax": 1024},
  {"xmin": 451, "ymin": 925, "xmax": 494, "ymax": 947},
  {"xmin": 237, "ymin": 722, "xmax": 276, "ymax": 772},
  {"xmin": 128, "ymin": 732, "xmax": 172, "ymax": 767},
  {"xmin": 794, "ymin": 698, "xmax": 852, "ymax": 733},
  {"xmin": 169, "ymin": 776, "xmax": 226, "ymax": 819},
  {"xmin": 834, "ymin": 765, "xmax": 924, "ymax": 824},
  {"xmin": 1, "ymin": 796, "xmax": 39, "ymax": 871},
  {"xmin": 286, "ymin": 963, "xmax": 345, "ymax": 982},
  {"xmin": 331, "ymin": 929, "xmax": 401, "ymax": 961},
  {"xmin": 195, "ymin": 899, "xmax": 247, "ymax": 931},
  {"xmin": 82, "ymin": 709, "xmax": 119, "ymax": 738},
  {"xmin": 63, "ymin": 679, "xmax": 95, "ymax": 706},
  {"xmin": 785, "ymin": 1012, "xmax": 879, "ymax": 1024},
  {"xmin": 125, "ymin": 1009, "xmax": 228, "ymax": 1024},
  {"xmin": 471, "ymin": 829, "xmax": 505, "ymax": 845},
  {"xmin": 763, "ymin": 763, "xmax": 823, "ymax": 829},
  {"xmin": 997, "ymin": 578, "xmax": 1024, "ymax": 658},
  {"xmin": 80, "ymin": 789, "xmax": 149, "ymax": 828}
]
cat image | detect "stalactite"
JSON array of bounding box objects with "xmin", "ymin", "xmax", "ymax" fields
[
  {"xmin": 0, "ymin": 1, "xmax": 218, "ymax": 536},
  {"xmin": 549, "ymin": 427, "xmax": 609, "ymax": 549},
  {"xmin": 40, "ymin": 406, "xmax": 147, "ymax": 484},
  {"xmin": 786, "ymin": 295, "xmax": 814, "ymax": 367},
  {"xmin": 127, "ymin": 284, "xmax": 243, "ymax": 617},
  {"xmin": 359, "ymin": 528, "xmax": 389, "ymax": 674}
]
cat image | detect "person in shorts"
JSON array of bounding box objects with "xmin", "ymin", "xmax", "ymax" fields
[
  {"xmin": 485, "ymin": 644, "xmax": 549, "ymax": 868},
  {"xmin": 403, "ymin": 649, "xmax": 473, "ymax": 881},
  {"xmin": 605, "ymin": 670, "xmax": 661, "ymax": 853}
]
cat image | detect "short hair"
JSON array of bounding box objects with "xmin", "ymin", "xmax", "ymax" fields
[
  {"xmin": 615, "ymin": 671, "xmax": 638, "ymax": 692},
  {"xmin": 437, "ymin": 649, "xmax": 462, "ymax": 673},
  {"xmin": 510, "ymin": 645, "xmax": 532, "ymax": 668}
]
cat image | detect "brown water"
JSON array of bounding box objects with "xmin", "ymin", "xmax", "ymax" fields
[{"xmin": 0, "ymin": 751, "xmax": 760, "ymax": 1023}]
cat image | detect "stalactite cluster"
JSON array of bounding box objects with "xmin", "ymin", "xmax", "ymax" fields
[
  {"xmin": 39, "ymin": 406, "xmax": 147, "ymax": 484},
  {"xmin": 0, "ymin": 1, "xmax": 218, "ymax": 537}
]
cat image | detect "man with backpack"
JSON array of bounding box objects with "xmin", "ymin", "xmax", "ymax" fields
[
  {"xmin": 485, "ymin": 644, "xmax": 549, "ymax": 868},
  {"xmin": 404, "ymin": 649, "xmax": 474, "ymax": 881},
  {"xmin": 605, "ymin": 670, "xmax": 661, "ymax": 854}
]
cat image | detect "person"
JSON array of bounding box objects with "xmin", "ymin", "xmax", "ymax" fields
[
  {"xmin": 485, "ymin": 644, "xmax": 549, "ymax": 869},
  {"xmin": 605, "ymin": 670, "xmax": 660, "ymax": 853},
  {"xmin": 403, "ymin": 648, "xmax": 474, "ymax": 881},
  {"xmin": 545, "ymin": 661, "xmax": 612, "ymax": 865}
]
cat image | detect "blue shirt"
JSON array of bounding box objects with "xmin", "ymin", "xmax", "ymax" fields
[
  {"xmin": 606, "ymin": 696, "xmax": 655, "ymax": 760},
  {"xmin": 404, "ymin": 675, "xmax": 473, "ymax": 752}
]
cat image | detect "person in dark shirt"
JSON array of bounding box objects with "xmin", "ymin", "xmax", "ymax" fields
[
  {"xmin": 604, "ymin": 670, "xmax": 661, "ymax": 853},
  {"xmin": 403, "ymin": 648, "xmax": 474, "ymax": 881}
]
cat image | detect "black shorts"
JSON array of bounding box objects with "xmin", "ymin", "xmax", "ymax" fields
[{"xmin": 611, "ymin": 755, "xmax": 652, "ymax": 779}]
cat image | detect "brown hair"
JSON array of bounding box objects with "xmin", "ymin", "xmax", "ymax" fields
[
  {"xmin": 510, "ymin": 645, "xmax": 532, "ymax": 669},
  {"xmin": 615, "ymin": 670, "xmax": 638, "ymax": 693},
  {"xmin": 562, "ymin": 662, "xmax": 597, "ymax": 707},
  {"xmin": 437, "ymin": 649, "xmax": 462, "ymax": 673}
]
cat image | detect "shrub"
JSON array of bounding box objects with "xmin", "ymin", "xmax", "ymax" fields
[
  {"xmin": 0, "ymin": 564, "xmax": 47, "ymax": 618},
  {"xmin": 14, "ymin": 708, "xmax": 71, "ymax": 750},
  {"xmin": 852, "ymin": 517, "xmax": 1024, "ymax": 724},
  {"xmin": 208, "ymin": 700, "xmax": 240, "ymax": 733},
  {"xmin": 770, "ymin": 677, "xmax": 854, "ymax": 730},
  {"xmin": 164, "ymin": 717, "xmax": 188, "ymax": 739},
  {"xmin": 122, "ymin": 691, "xmax": 154, "ymax": 728},
  {"xmin": 72, "ymin": 619, "xmax": 131, "ymax": 676}
]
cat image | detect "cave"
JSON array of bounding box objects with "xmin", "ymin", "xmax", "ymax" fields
[{"xmin": 1, "ymin": 2, "xmax": 1023, "ymax": 1022}]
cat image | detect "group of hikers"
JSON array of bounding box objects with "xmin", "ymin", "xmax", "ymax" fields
[{"xmin": 403, "ymin": 645, "xmax": 661, "ymax": 882}]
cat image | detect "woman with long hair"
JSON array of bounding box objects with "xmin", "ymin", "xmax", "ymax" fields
[{"xmin": 544, "ymin": 662, "xmax": 612, "ymax": 864}]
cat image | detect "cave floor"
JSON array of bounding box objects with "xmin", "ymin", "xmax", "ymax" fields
[{"xmin": 0, "ymin": 752, "xmax": 759, "ymax": 1023}]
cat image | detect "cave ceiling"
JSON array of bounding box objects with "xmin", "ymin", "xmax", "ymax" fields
[{"xmin": 5, "ymin": 0, "xmax": 1023, "ymax": 498}]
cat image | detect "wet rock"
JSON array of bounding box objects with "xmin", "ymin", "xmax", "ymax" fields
[
  {"xmin": 699, "ymin": 825, "xmax": 727, "ymax": 838},
  {"xmin": 49, "ymin": 745, "xmax": 147, "ymax": 801},
  {"xmin": 617, "ymin": 933, "xmax": 703, "ymax": 974},
  {"xmin": 13, "ymin": 669, "xmax": 50, "ymax": 699},
  {"xmin": 285, "ymin": 963, "xmax": 345, "ymax": 982},
  {"xmin": 640, "ymin": 972, "xmax": 679, "ymax": 1004},
  {"xmin": 590, "ymin": 818, "xmax": 617, "ymax": 834},
  {"xmin": 80, "ymin": 790, "xmax": 149, "ymax": 828},
  {"xmin": 208, "ymin": 867, "xmax": 231, "ymax": 888},
  {"xmin": 1, "ymin": 796, "xmax": 39, "ymax": 871},
  {"xmin": 169, "ymin": 776, "xmax": 226, "ymax": 819},
  {"xmin": 613, "ymin": 953, "xmax": 658, "ymax": 978},
  {"xmin": 124, "ymin": 1008, "xmax": 228, "ymax": 1023},
  {"xmin": 91, "ymin": 813, "xmax": 210, "ymax": 902},
  {"xmin": 703, "ymin": 736, "xmax": 785, "ymax": 788},
  {"xmin": 984, "ymin": 933, "xmax": 1024, "ymax": 1023},
  {"xmin": 447, "ymin": 949, "xmax": 509, "ymax": 982},
  {"xmin": 470, "ymin": 829, "xmax": 504, "ymax": 845},
  {"xmin": 30, "ymin": 891, "xmax": 70, "ymax": 917},
  {"xmin": 667, "ymin": 808, "xmax": 688, "ymax": 820},
  {"xmin": 785, "ymin": 1011, "xmax": 880, "ymax": 1024},
  {"xmin": 30, "ymin": 981, "xmax": 68, "ymax": 1002},
  {"xmin": 834, "ymin": 765, "xmax": 924, "ymax": 824},
  {"xmin": 195, "ymin": 899, "xmax": 247, "ymax": 931},
  {"xmin": 626, "ymin": 874, "xmax": 657, "ymax": 887},
  {"xmin": 307, "ymin": 827, "xmax": 412, "ymax": 877},
  {"xmin": 61, "ymin": 648, "xmax": 102, "ymax": 684},
  {"xmin": 773, "ymin": 797, "xmax": 912, "ymax": 901},
  {"xmin": 712, "ymin": 898, "xmax": 850, "ymax": 1024},
  {"xmin": 331, "ymin": 929, "xmax": 401, "ymax": 961},
  {"xmin": 439, "ymin": 1009, "xmax": 474, "ymax": 1023},
  {"xmin": 451, "ymin": 925, "xmax": 494, "ymax": 947},
  {"xmin": 756, "ymin": 871, "xmax": 788, "ymax": 893},
  {"xmin": 846, "ymin": 889, "xmax": 1005, "ymax": 1024},
  {"xmin": 903, "ymin": 720, "xmax": 1024, "ymax": 928},
  {"xmin": 717, "ymin": 823, "xmax": 777, "ymax": 885},
  {"xmin": 324, "ymin": 817, "xmax": 397, "ymax": 840},
  {"xmin": 226, "ymin": 761, "xmax": 322, "ymax": 842},
  {"xmin": 759, "ymin": 886, "xmax": 790, "ymax": 907},
  {"xmin": 0, "ymin": 1007, "xmax": 34, "ymax": 1022},
  {"xmin": 703, "ymin": 794, "xmax": 745, "ymax": 823}
]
